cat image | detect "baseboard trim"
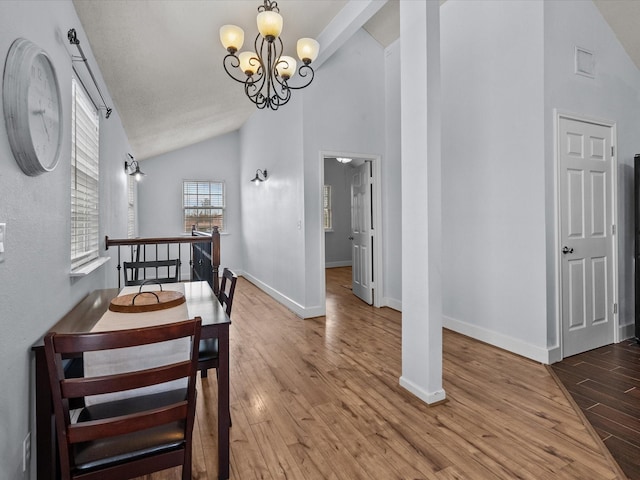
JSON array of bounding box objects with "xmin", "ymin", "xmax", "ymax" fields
[
  {"xmin": 382, "ymin": 297, "xmax": 402, "ymax": 312},
  {"xmin": 443, "ymin": 315, "xmax": 552, "ymax": 364},
  {"xmin": 399, "ymin": 376, "xmax": 446, "ymax": 405},
  {"xmin": 242, "ymin": 272, "xmax": 325, "ymax": 319},
  {"xmin": 619, "ymin": 322, "xmax": 635, "ymax": 341},
  {"xmin": 325, "ymin": 261, "xmax": 352, "ymax": 268}
]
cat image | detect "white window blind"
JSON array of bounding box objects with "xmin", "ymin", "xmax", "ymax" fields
[
  {"xmin": 183, "ymin": 180, "xmax": 225, "ymax": 233},
  {"xmin": 71, "ymin": 78, "xmax": 100, "ymax": 271},
  {"xmin": 323, "ymin": 185, "xmax": 332, "ymax": 230},
  {"xmin": 127, "ymin": 175, "xmax": 135, "ymax": 238}
]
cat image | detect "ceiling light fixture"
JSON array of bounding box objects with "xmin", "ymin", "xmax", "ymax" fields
[
  {"xmin": 124, "ymin": 154, "xmax": 145, "ymax": 182},
  {"xmin": 220, "ymin": 0, "xmax": 320, "ymax": 111},
  {"xmin": 251, "ymin": 168, "xmax": 268, "ymax": 185},
  {"xmin": 336, "ymin": 157, "xmax": 352, "ymax": 164}
]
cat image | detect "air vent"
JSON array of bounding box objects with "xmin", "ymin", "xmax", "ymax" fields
[{"xmin": 575, "ymin": 46, "xmax": 595, "ymax": 78}]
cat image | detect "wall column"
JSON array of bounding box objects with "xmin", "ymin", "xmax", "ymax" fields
[{"xmin": 399, "ymin": 0, "xmax": 445, "ymax": 404}]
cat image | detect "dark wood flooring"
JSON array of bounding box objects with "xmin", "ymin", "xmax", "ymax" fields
[{"xmin": 551, "ymin": 339, "xmax": 640, "ymax": 479}]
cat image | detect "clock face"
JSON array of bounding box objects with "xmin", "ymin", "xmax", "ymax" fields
[
  {"xmin": 3, "ymin": 38, "xmax": 63, "ymax": 176},
  {"xmin": 27, "ymin": 53, "xmax": 62, "ymax": 171}
]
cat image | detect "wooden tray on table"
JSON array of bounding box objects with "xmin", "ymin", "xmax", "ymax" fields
[{"xmin": 109, "ymin": 284, "xmax": 185, "ymax": 313}]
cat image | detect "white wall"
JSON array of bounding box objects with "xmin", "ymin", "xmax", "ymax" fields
[
  {"xmin": 440, "ymin": 0, "xmax": 640, "ymax": 363},
  {"xmin": 543, "ymin": 0, "xmax": 640, "ymax": 345},
  {"xmin": 323, "ymin": 158, "xmax": 352, "ymax": 267},
  {"xmin": 441, "ymin": 0, "xmax": 549, "ymax": 360},
  {"xmin": 137, "ymin": 131, "xmax": 243, "ymax": 274},
  {"xmin": 0, "ymin": 1, "xmax": 131, "ymax": 477},
  {"xmin": 239, "ymin": 99, "xmax": 307, "ymax": 314}
]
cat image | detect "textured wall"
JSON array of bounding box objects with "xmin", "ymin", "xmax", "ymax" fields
[{"xmin": 0, "ymin": 1, "xmax": 132, "ymax": 477}]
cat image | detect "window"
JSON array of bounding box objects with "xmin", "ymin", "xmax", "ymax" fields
[
  {"xmin": 70, "ymin": 78, "xmax": 100, "ymax": 271},
  {"xmin": 323, "ymin": 185, "xmax": 333, "ymax": 231},
  {"xmin": 127, "ymin": 175, "xmax": 136, "ymax": 238},
  {"xmin": 183, "ymin": 180, "xmax": 225, "ymax": 233}
]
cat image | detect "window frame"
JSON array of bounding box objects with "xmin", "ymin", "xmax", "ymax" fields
[{"xmin": 182, "ymin": 180, "xmax": 226, "ymax": 233}]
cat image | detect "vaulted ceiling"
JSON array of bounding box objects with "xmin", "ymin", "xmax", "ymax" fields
[{"xmin": 72, "ymin": 0, "xmax": 640, "ymax": 161}]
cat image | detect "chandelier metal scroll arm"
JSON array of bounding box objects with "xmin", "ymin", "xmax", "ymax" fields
[
  {"xmin": 258, "ymin": 0, "xmax": 279, "ymax": 13},
  {"xmin": 282, "ymin": 64, "xmax": 315, "ymax": 91}
]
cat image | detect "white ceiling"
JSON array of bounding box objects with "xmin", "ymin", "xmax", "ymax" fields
[{"xmin": 72, "ymin": 0, "xmax": 640, "ymax": 161}]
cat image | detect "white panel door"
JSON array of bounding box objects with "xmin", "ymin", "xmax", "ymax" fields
[
  {"xmin": 559, "ymin": 117, "xmax": 615, "ymax": 357},
  {"xmin": 351, "ymin": 162, "xmax": 373, "ymax": 304}
]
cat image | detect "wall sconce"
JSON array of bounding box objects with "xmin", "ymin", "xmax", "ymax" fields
[
  {"xmin": 124, "ymin": 154, "xmax": 145, "ymax": 181},
  {"xmin": 251, "ymin": 168, "xmax": 268, "ymax": 185}
]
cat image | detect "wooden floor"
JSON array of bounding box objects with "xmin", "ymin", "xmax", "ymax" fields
[
  {"xmin": 551, "ymin": 340, "xmax": 640, "ymax": 479},
  {"xmin": 145, "ymin": 267, "xmax": 624, "ymax": 479}
]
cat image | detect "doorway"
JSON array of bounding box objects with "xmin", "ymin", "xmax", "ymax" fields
[
  {"xmin": 321, "ymin": 152, "xmax": 382, "ymax": 307},
  {"xmin": 556, "ymin": 112, "xmax": 618, "ymax": 358}
]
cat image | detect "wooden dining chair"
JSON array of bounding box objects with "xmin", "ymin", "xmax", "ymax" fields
[
  {"xmin": 198, "ymin": 268, "xmax": 237, "ymax": 379},
  {"xmin": 123, "ymin": 259, "xmax": 180, "ymax": 286},
  {"xmin": 44, "ymin": 317, "xmax": 201, "ymax": 480}
]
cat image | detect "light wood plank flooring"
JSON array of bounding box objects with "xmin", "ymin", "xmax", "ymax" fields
[{"xmin": 145, "ymin": 267, "xmax": 624, "ymax": 479}]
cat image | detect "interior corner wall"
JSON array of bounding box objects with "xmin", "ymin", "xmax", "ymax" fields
[
  {"xmin": 0, "ymin": 2, "xmax": 132, "ymax": 478},
  {"xmin": 302, "ymin": 28, "xmax": 387, "ymax": 312},
  {"xmin": 440, "ymin": 0, "xmax": 548, "ymax": 361},
  {"xmin": 136, "ymin": 131, "xmax": 243, "ymax": 274},
  {"xmin": 543, "ymin": 0, "xmax": 640, "ymax": 343},
  {"xmin": 383, "ymin": 38, "xmax": 402, "ymax": 309}
]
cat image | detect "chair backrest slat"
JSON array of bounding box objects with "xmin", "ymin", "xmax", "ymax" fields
[
  {"xmin": 53, "ymin": 320, "xmax": 193, "ymax": 353},
  {"xmin": 123, "ymin": 259, "xmax": 180, "ymax": 286},
  {"xmin": 67, "ymin": 402, "xmax": 188, "ymax": 444},
  {"xmin": 61, "ymin": 361, "xmax": 193, "ymax": 398},
  {"xmin": 218, "ymin": 268, "xmax": 238, "ymax": 316}
]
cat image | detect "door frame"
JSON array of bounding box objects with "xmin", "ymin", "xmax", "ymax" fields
[
  {"xmin": 320, "ymin": 150, "xmax": 383, "ymax": 308},
  {"xmin": 554, "ymin": 110, "xmax": 619, "ymax": 360}
]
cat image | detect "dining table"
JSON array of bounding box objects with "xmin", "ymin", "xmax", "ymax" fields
[{"xmin": 31, "ymin": 281, "xmax": 231, "ymax": 480}]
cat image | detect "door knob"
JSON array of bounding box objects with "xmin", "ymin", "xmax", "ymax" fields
[{"xmin": 562, "ymin": 246, "xmax": 574, "ymax": 254}]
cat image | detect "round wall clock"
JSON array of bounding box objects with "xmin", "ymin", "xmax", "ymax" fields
[{"xmin": 3, "ymin": 38, "xmax": 63, "ymax": 176}]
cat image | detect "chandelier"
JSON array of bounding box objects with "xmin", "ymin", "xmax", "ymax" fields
[{"xmin": 219, "ymin": 0, "xmax": 320, "ymax": 110}]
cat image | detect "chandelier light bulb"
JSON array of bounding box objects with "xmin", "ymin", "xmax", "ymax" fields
[
  {"xmin": 238, "ymin": 51, "xmax": 259, "ymax": 76},
  {"xmin": 277, "ymin": 56, "xmax": 296, "ymax": 80},
  {"xmin": 220, "ymin": 25, "xmax": 244, "ymax": 53},
  {"xmin": 297, "ymin": 38, "xmax": 319, "ymax": 64},
  {"xmin": 257, "ymin": 10, "xmax": 283, "ymax": 41}
]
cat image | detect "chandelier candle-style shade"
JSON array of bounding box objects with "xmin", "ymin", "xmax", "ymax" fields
[{"xmin": 220, "ymin": 0, "xmax": 320, "ymax": 110}]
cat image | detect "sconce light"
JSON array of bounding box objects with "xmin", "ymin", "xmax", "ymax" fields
[
  {"xmin": 124, "ymin": 154, "xmax": 145, "ymax": 181},
  {"xmin": 251, "ymin": 168, "xmax": 268, "ymax": 185}
]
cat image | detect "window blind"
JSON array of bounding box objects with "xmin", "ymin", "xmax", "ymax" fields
[
  {"xmin": 323, "ymin": 185, "xmax": 332, "ymax": 230},
  {"xmin": 183, "ymin": 180, "xmax": 225, "ymax": 233},
  {"xmin": 71, "ymin": 78, "xmax": 100, "ymax": 271}
]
